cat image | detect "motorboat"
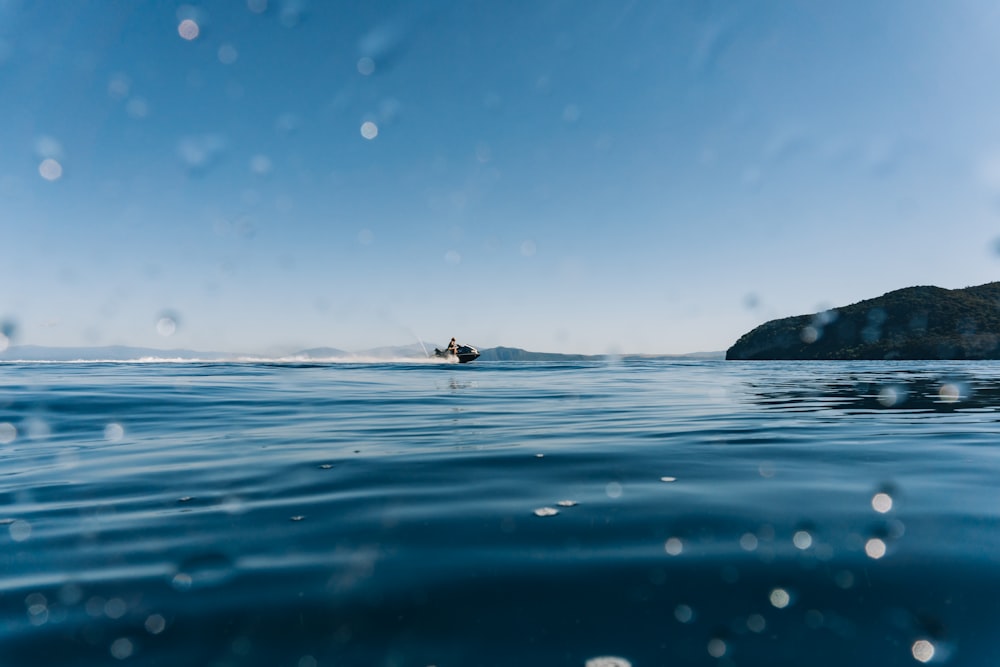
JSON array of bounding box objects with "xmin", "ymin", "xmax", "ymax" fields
[{"xmin": 434, "ymin": 343, "xmax": 480, "ymax": 363}]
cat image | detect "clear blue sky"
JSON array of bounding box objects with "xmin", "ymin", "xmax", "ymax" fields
[{"xmin": 2, "ymin": 1, "xmax": 1000, "ymax": 355}]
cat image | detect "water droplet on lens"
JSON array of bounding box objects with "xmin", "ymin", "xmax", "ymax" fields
[
  {"xmin": 664, "ymin": 537, "xmax": 683, "ymax": 556},
  {"xmin": 865, "ymin": 537, "xmax": 887, "ymax": 559},
  {"xmin": 707, "ymin": 638, "xmax": 727, "ymax": 658},
  {"xmin": 104, "ymin": 597, "xmax": 127, "ymax": 619},
  {"xmin": 878, "ymin": 387, "xmax": 899, "ymax": 407},
  {"xmin": 39, "ymin": 158, "xmax": 63, "ymax": 181},
  {"xmin": 110, "ymin": 637, "xmax": 134, "ymax": 660},
  {"xmin": 0, "ymin": 422, "xmax": 16, "ymax": 444},
  {"xmin": 739, "ymin": 532, "xmax": 759, "ymax": 551},
  {"xmin": 938, "ymin": 383, "xmax": 961, "ymax": 403},
  {"xmin": 145, "ymin": 613, "xmax": 166, "ymax": 634},
  {"xmin": 585, "ymin": 657, "xmax": 631, "ymax": 667},
  {"xmin": 673, "ymin": 603, "xmax": 694, "ymax": 623},
  {"xmin": 357, "ymin": 56, "xmax": 375, "ymax": 75},
  {"xmin": 9, "ymin": 519, "xmax": 31, "ymax": 542},
  {"xmin": 533, "ymin": 507, "xmax": 559, "ymax": 517},
  {"xmin": 360, "ymin": 121, "xmax": 378, "ymax": 139},
  {"xmin": 178, "ymin": 18, "xmax": 200, "ymax": 40},
  {"xmin": 793, "ymin": 530, "xmax": 813, "ymax": 550},
  {"xmin": 249, "ymin": 154, "xmax": 272, "ymax": 175},
  {"xmin": 605, "ymin": 481, "xmax": 623, "ymax": 498},
  {"xmin": 769, "ymin": 587, "xmax": 791, "ymax": 608},
  {"xmin": 747, "ymin": 613, "xmax": 766, "ymax": 632},
  {"xmin": 156, "ymin": 316, "xmax": 177, "ymax": 337},
  {"xmin": 218, "ymin": 43, "xmax": 238, "ymax": 64},
  {"xmin": 104, "ymin": 423, "xmax": 124, "ymax": 442},
  {"xmin": 25, "ymin": 417, "xmax": 51, "ymax": 440},
  {"xmin": 912, "ymin": 639, "xmax": 935, "ymax": 663},
  {"xmin": 872, "ymin": 492, "xmax": 893, "ymax": 513}
]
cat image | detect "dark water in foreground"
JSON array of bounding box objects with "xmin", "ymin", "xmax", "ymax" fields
[{"xmin": 1, "ymin": 359, "xmax": 999, "ymax": 666}]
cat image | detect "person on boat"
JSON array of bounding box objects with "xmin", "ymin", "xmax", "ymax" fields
[{"xmin": 447, "ymin": 337, "xmax": 459, "ymax": 355}]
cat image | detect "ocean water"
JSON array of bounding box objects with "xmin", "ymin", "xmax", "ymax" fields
[{"xmin": 1, "ymin": 359, "xmax": 998, "ymax": 666}]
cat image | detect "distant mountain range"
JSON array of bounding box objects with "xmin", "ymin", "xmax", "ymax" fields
[
  {"xmin": 727, "ymin": 282, "xmax": 1000, "ymax": 360},
  {"xmin": 0, "ymin": 344, "xmax": 724, "ymax": 362}
]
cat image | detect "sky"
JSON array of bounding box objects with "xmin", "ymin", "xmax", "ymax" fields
[{"xmin": 2, "ymin": 0, "xmax": 1000, "ymax": 356}]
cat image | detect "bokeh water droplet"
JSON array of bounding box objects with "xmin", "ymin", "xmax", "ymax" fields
[
  {"xmin": 605, "ymin": 481, "xmax": 623, "ymax": 498},
  {"xmin": 872, "ymin": 492, "xmax": 893, "ymax": 513},
  {"xmin": 156, "ymin": 313, "xmax": 178, "ymax": 337},
  {"xmin": 585, "ymin": 657, "xmax": 631, "ymax": 667},
  {"xmin": 911, "ymin": 639, "xmax": 935, "ymax": 663},
  {"xmin": 38, "ymin": 158, "xmax": 63, "ymax": 181},
  {"xmin": 357, "ymin": 56, "xmax": 375, "ymax": 75},
  {"xmin": 360, "ymin": 121, "xmax": 378, "ymax": 139},
  {"xmin": 664, "ymin": 537, "xmax": 683, "ymax": 556},
  {"xmin": 769, "ymin": 587, "xmax": 791, "ymax": 608},
  {"xmin": 938, "ymin": 383, "xmax": 961, "ymax": 403},
  {"xmin": 673, "ymin": 604, "xmax": 694, "ymax": 623},
  {"xmin": 126, "ymin": 97, "xmax": 149, "ymax": 119},
  {"xmin": 793, "ymin": 530, "xmax": 813, "ymax": 550},
  {"xmin": 110, "ymin": 637, "xmax": 134, "ymax": 660},
  {"xmin": 707, "ymin": 638, "xmax": 727, "ymax": 658},
  {"xmin": 250, "ymin": 154, "xmax": 272, "ymax": 175},
  {"xmin": 865, "ymin": 537, "xmax": 887, "ymax": 559},
  {"xmin": 0, "ymin": 422, "xmax": 16, "ymax": 444},
  {"xmin": 9, "ymin": 519, "xmax": 31, "ymax": 542},
  {"xmin": 104, "ymin": 597, "xmax": 128, "ymax": 619},
  {"xmin": 218, "ymin": 43, "xmax": 239, "ymax": 64},
  {"xmin": 145, "ymin": 613, "xmax": 166, "ymax": 635},
  {"xmin": 178, "ymin": 18, "xmax": 199, "ymax": 40},
  {"xmin": 104, "ymin": 423, "xmax": 124, "ymax": 442}
]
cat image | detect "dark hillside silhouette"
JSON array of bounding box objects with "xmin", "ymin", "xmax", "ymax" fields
[{"xmin": 727, "ymin": 282, "xmax": 1000, "ymax": 360}]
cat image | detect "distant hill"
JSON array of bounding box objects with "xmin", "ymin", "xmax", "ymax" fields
[
  {"xmin": 0, "ymin": 344, "xmax": 724, "ymax": 363},
  {"xmin": 726, "ymin": 282, "xmax": 1000, "ymax": 360},
  {"xmin": 477, "ymin": 346, "xmax": 594, "ymax": 362}
]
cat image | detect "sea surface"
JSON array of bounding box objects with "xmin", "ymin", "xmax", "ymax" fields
[{"xmin": 1, "ymin": 359, "xmax": 999, "ymax": 666}]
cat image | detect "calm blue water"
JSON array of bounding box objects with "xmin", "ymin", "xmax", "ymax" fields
[{"xmin": 1, "ymin": 359, "xmax": 999, "ymax": 666}]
